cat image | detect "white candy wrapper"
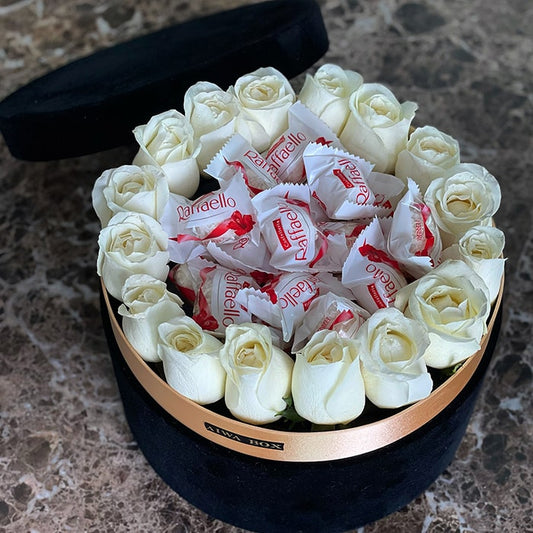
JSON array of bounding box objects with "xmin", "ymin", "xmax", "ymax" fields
[
  {"xmin": 252, "ymin": 183, "xmax": 321, "ymax": 270},
  {"xmin": 303, "ymin": 142, "xmax": 378, "ymax": 219},
  {"xmin": 206, "ymin": 237, "xmax": 279, "ymax": 275},
  {"xmin": 205, "ymin": 133, "xmax": 279, "ymax": 194},
  {"xmin": 264, "ymin": 102, "xmax": 343, "ymax": 184},
  {"xmin": 161, "ymin": 172, "xmax": 259, "ymax": 263},
  {"xmin": 387, "ymin": 178, "xmax": 442, "ymax": 279},
  {"xmin": 366, "ymin": 171, "xmax": 405, "ymax": 214},
  {"xmin": 236, "ymin": 271, "xmax": 352, "ymax": 342},
  {"xmin": 190, "ymin": 259, "xmax": 259, "ymax": 336},
  {"xmin": 342, "ymin": 217, "xmax": 408, "ymax": 313},
  {"xmin": 252, "ymin": 182, "xmax": 348, "ymax": 272},
  {"xmin": 292, "ymin": 293, "xmax": 370, "ymax": 352}
]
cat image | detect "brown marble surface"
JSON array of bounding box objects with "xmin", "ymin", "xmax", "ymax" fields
[{"xmin": 0, "ymin": 0, "xmax": 531, "ymax": 531}]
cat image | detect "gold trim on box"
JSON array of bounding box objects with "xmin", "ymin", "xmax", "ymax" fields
[{"xmin": 102, "ymin": 277, "xmax": 503, "ymax": 462}]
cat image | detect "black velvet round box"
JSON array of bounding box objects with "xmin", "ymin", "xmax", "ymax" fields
[{"xmin": 100, "ymin": 286, "xmax": 503, "ymax": 533}]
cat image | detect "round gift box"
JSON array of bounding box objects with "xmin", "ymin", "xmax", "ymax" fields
[{"xmin": 100, "ymin": 278, "xmax": 503, "ymax": 533}]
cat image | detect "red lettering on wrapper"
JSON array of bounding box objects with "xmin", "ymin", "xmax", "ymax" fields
[
  {"xmin": 368, "ymin": 283, "xmax": 387, "ymax": 309},
  {"xmin": 333, "ymin": 168, "xmax": 355, "ymax": 189},
  {"xmin": 273, "ymin": 218, "xmax": 291, "ymax": 250},
  {"xmin": 177, "ymin": 193, "xmax": 237, "ymax": 221}
]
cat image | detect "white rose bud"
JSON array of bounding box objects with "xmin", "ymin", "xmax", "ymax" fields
[
  {"xmin": 394, "ymin": 259, "xmax": 491, "ymax": 369},
  {"xmin": 292, "ymin": 330, "xmax": 365, "ymax": 425},
  {"xmin": 229, "ymin": 67, "xmax": 296, "ymax": 152},
  {"xmin": 92, "ymin": 164, "xmax": 169, "ymax": 227},
  {"xmin": 219, "ymin": 323, "xmax": 294, "ymax": 425},
  {"xmin": 157, "ymin": 316, "xmax": 225, "ymax": 405},
  {"xmin": 118, "ymin": 274, "xmax": 184, "ymax": 363},
  {"xmin": 394, "ymin": 125, "xmax": 461, "ymax": 194},
  {"xmin": 357, "ymin": 307, "xmax": 432, "ymax": 409},
  {"xmin": 97, "ymin": 212, "xmax": 169, "ymax": 300},
  {"xmin": 132, "ymin": 109, "xmax": 200, "ymax": 198},
  {"xmin": 184, "ymin": 82, "xmax": 245, "ymax": 172},
  {"xmin": 441, "ymin": 225, "xmax": 505, "ymax": 304},
  {"xmin": 424, "ymin": 163, "xmax": 501, "ymax": 244},
  {"xmin": 298, "ymin": 63, "xmax": 363, "ymax": 134},
  {"xmin": 339, "ymin": 83, "xmax": 418, "ymax": 174}
]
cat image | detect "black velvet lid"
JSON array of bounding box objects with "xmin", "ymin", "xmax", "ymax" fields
[{"xmin": 0, "ymin": 0, "xmax": 328, "ymax": 161}]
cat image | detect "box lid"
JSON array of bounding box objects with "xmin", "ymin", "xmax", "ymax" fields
[{"xmin": 0, "ymin": 0, "xmax": 328, "ymax": 161}]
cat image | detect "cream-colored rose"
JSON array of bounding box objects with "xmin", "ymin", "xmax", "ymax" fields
[
  {"xmin": 298, "ymin": 63, "xmax": 363, "ymax": 134},
  {"xmin": 118, "ymin": 274, "xmax": 184, "ymax": 363},
  {"xmin": 394, "ymin": 259, "xmax": 491, "ymax": 369},
  {"xmin": 357, "ymin": 307, "xmax": 432, "ymax": 408},
  {"xmin": 229, "ymin": 67, "xmax": 296, "ymax": 152},
  {"xmin": 158, "ymin": 316, "xmax": 225, "ymax": 405},
  {"xmin": 424, "ymin": 163, "xmax": 501, "ymax": 243},
  {"xmin": 184, "ymin": 82, "xmax": 246, "ymax": 172},
  {"xmin": 292, "ymin": 330, "xmax": 365, "ymax": 425},
  {"xmin": 92, "ymin": 164, "xmax": 169, "ymax": 227},
  {"xmin": 219, "ymin": 323, "xmax": 294, "ymax": 425},
  {"xmin": 132, "ymin": 109, "xmax": 200, "ymax": 197},
  {"xmin": 394, "ymin": 125, "xmax": 460, "ymax": 194},
  {"xmin": 441, "ymin": 225, "xmax": 505, "ymax": 303},
  {"xmin": 97, "ymin": 212, "xmax": 169, "ymax": 300},
  {"xmin": 339, "ymin": 83, "xmax": 418, "ymax": 173}
]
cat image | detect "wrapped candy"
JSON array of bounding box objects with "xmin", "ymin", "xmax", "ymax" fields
[
  {"xmin": 342, "ymin": 217, "xmax": 407, "ymax": 313},
  {"xmin": 387, "ymin": 178, "xmax": 442, "ymax": 279},
  {"xmin": 252, "ymin": 182, "xmax": 348, "ymax": 272},
  {"xmin": 189, "ymin": 259, "xmax": 259, "ymax": 336},
  {"xmin": 161, "ymin": 172, "xmax": 259, "ymax": 263},
  {"xmin": 292, "ymin": 292, "xmax": 370, "ymax": 352},
  {"xmin": 236, "ymin": 271, "xmax": 353, "ymax": 342},
  {"xmin": 264, "ymin": 102, "xmax": 343, "ymax": 184},
  {"xmin": 205, "ymin": 133, "xmax": 279, "ymax": 194}
]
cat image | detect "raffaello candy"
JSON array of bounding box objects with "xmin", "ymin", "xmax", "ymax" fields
[
  {"xmin": 304, "ymin": 142, "xmax": 406, "ymax": 221},
  {"xmin": 292, "ymin": 292, "xmax": 370, "ymax": 352},
  {"xmin": 387, "ymin": 178, "xmax": 442, "ymax": 279},
  {"xmin": 205, "ymin": 236, "xmax": 279, "ymax": 276},
  {"xmin": 188, "ymin": 258, "xmax": 259, "ymax": 336},
  {"xmin": 342, "ymin": 217, "xmax": 408, "ymax": 313},
  {"xmin": 161, "ymin": 171, "xmax": 259, "ymax": 263},
  {"xmin": 236, "ymin": 271, "xmax": 353, "ymax": 342},
  {"xmin": 252, "ymin": 182, "xmax": 348, "ymax": 272},
  {"xmin": 205, "ymin": 133, "xmax": 279, "ymax": 195},
  {"xmin": 264, "ymin": 102, "xmax": 344, "ymax": 184}
]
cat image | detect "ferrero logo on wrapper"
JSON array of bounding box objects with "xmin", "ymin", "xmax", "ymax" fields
[{"xmin": 204, "ymin": 422, "xmax": 285, "ymax": 450}]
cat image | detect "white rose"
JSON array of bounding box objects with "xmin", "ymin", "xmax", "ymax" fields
[
  {"xmin": 424, "ymin": 163, "xmax": 501, "ymax": 243},
  {"xmin": 394, "ymin": 125, "xmax": 461, "ymax": 194},
  {"xmin": 298, "ymin": 63, "xmax": 363, "ymax": 134},
  {"xmin": 184, "ymin": 82, "xmax": 246, "ymax": 172},
  {"xmin": 97, "ymin": 212, "xmax": 169, "ymax": 300},
  {"xmin": 357, "ymin": 307, "xmax": 432, "ymax": 409},
  {"xmin": 339, "ymin": 83, "xmax": 418, "ymax": 173},
  {"xmin": 441, "ymin": 225, "xmax": 505, "ymax": 304},
  {"xmin": 292, "ymin": 330, "xmax": 365, "ymax": 425},
  {"xmin": 118, "ymin": 274, "xmax": 184, "ymax": 363},
  {"xmin": 92, "ymin": 164, "xmax": 169, "ymax": 227},
  {"xmin": 229, "ymin": 66, "xmax": 296, "ymax": 152},
  {"xmin": 157, "ymin": 316, "xmax": 225, "ymax": 405},
  {"xmin": 219, "ymin": 323, "xmax": 294, "ymax": 425},
  {"xmin": 132, "ymin": 109, "xmax": 200, "ymax": 198},
  {"xmin": 394, "ymin": 259, "xmax": 491, "ymax": 369}
]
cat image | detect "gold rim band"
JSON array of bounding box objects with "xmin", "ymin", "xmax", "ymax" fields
[{"xmin": 102, "ymin": 278, "xmax": 503, "ymax": 462}]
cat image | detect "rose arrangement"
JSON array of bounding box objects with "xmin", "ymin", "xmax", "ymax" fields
[{"xmin": 93, "ymin": 64, "xmax": 505, "ymax": 429}]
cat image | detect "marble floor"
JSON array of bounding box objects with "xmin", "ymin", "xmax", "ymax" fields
[{"xmin": 0, "ymin": 0, "xmax": 531, "ymax": 532}]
